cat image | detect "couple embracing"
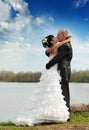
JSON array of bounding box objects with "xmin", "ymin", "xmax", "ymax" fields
[{"xmin": 15, "ymin": 29, "xmax": 73, "ymax": 126}]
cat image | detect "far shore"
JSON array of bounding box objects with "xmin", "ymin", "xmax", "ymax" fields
[{"xmin": 0, "ymin": 70, "xmax": 89, "ymax": 83}]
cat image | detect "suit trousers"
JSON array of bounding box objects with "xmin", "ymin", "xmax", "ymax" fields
[{"xmin": 60, "ymin": 79, "xmax": 70, "ymax": 111}]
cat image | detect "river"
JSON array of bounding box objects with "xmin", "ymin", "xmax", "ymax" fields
[{"xmin": 0, "ymin": 82, "xmax": 89, "ymax": 122}]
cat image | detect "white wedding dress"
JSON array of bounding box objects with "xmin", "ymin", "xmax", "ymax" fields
[{"xmin": 15, "ymin": 56, "xmax": 69, "ymax": 126}]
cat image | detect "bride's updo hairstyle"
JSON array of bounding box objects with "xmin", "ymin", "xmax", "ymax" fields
[{"xmin": 42, "ymin": 35, "xmax": 54, "ymax": 48}]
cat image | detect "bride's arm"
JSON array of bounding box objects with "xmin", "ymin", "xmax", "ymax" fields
[{"xmin": 55, "ymin": 38, "xmax": 71, "ymax": 48}]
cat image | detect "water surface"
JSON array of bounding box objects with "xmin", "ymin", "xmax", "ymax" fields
[{"xmin": 0, "ymin": 82, "xmax": 89, "ymax": 122}]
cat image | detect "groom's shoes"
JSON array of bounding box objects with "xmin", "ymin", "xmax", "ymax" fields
[{"xmin": 67, "ymin": 118, "xmax": 70, "ymax": 122}]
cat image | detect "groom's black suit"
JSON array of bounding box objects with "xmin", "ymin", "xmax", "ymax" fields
[{"xmin": 46, "ymin": 42, "xmax": 73, "ymax": 111}]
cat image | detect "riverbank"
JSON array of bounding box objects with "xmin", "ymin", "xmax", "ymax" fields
[{"xmin": 71, "ymin": 104, "xmax": 89, "ymax": 112}]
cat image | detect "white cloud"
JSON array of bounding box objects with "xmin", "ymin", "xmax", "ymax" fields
[
  {"xmin": 0, "ymin": 0, "xmax": 32, "ymax": 32},
  {"xmin": 0, "ymin": 1, "xmax": 11, "ymax": 22},
  {"xmin": 49, "ymin": 17, "xmax": 54, "ymax": 22},
  {"xmin": 35, "ymin": 17, "xmax": 44, "ymax": 25},
  {"xmin": 0, "ymin": 41, "xmax": 47, "ymax": 72},
  {"xmin": 75, "ymin": 0, "xmax": 89, "ymax": 8},
  {"xmin": 5, "ymin": 0, "xmax": 28, "ymax": 14},
  {"xmin": 0, "ymin": 0, "xmax": 47, "ymax": 47},
  {"xmin": 0, "ymin": 0, "xmax": 34, "ymax": 48},
  {"xmin": 71, "ymin": 34, "xmax": 89, "ymax": 70}
]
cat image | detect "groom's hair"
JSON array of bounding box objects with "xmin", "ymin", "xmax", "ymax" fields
[{"xmin": 58, "ymin": 29, "xmax": 71, "ymax": 40}]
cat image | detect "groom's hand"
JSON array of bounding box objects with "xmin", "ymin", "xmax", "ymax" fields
[{"xmin": 46, "ymin": 63, "xmax": 50, "ymax": 69}]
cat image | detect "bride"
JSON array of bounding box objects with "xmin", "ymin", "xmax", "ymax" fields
[{"xmin": 15, "ymin": 35, "xmax": 71, "ymax": 126}]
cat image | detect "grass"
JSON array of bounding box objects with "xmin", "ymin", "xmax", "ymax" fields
[
  {"xmin": 70, "ymin": 111, "xmax": 89, "ymax": 122},
  {"xmin": 0, "ymin": 111, "xmax": 89, "ymax": 130}
]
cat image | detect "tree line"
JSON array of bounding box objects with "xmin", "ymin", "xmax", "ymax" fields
[
  {"xmin": 70, "ymin": 70, "xmax": 89, "ymax": 83},
  {"xmin": 0, "ymin": 70, "xmax": 89, "ymax": 83},
  {"xmin": 0, "ymin": 71, "xmax": 41, "ymax": 82}
]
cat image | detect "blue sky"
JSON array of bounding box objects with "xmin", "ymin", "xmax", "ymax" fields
[{"xmin": 0, "ymin": 0, "xmax": 89, "ymax": 72}]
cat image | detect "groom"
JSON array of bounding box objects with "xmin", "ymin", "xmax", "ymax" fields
[{"xmin": 45, "ymin": 29, "xmax": 73, "ymax": 113}]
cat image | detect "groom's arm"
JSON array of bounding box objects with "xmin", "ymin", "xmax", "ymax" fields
[{"xmin": 46, "ymin": 45, "xmax": 68, "ymax": 69}]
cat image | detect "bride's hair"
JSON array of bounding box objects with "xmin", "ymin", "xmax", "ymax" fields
[
  {"xmin": 46, "ymin": 35, "xmax": 54, "ymax": 47},
  {"xmin": 42, "ymin": 35, "xmax": 54, "ymax": 48}
]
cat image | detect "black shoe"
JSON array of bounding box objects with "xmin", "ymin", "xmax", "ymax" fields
[{"xmin": 67, "ymin": 118, "xmax": 70, "ymax": 122}]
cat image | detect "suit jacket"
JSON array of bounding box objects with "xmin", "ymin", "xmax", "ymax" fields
[{"xmin": 46, "ymin": 42, "xmax": 73, "ymax": 81}]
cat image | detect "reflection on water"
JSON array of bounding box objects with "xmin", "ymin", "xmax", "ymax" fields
[{"xmin": 0, "ymin": 82, "xmax": 89, "ymax": 122}]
